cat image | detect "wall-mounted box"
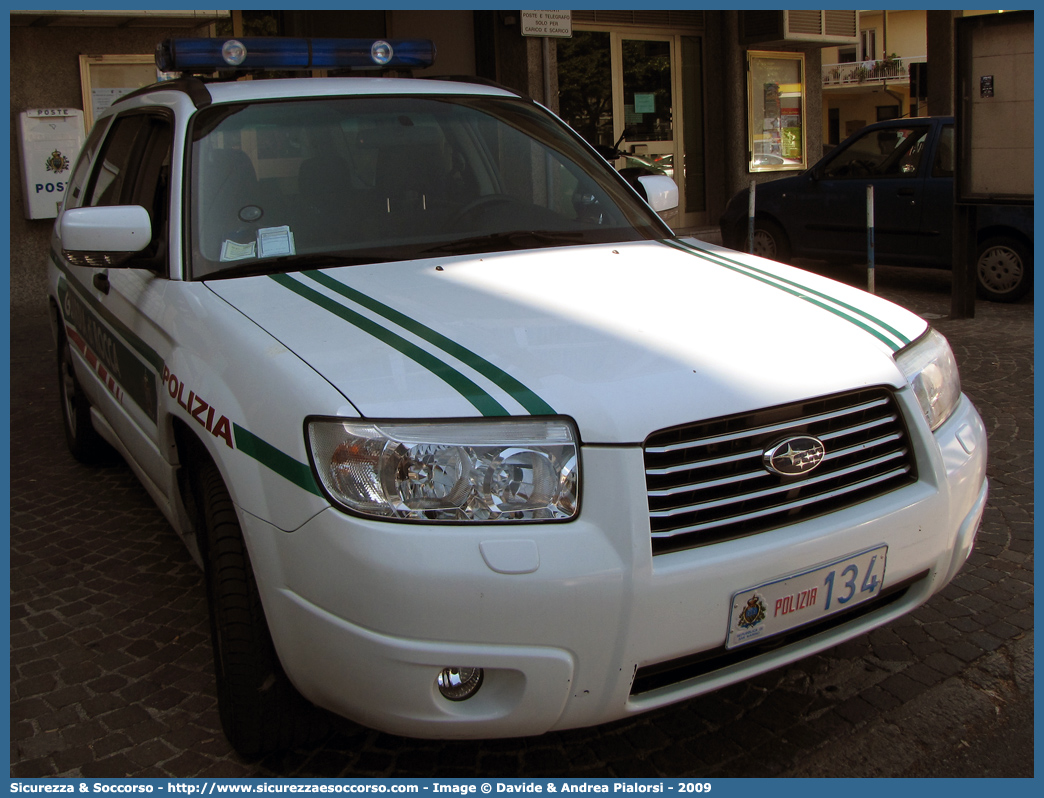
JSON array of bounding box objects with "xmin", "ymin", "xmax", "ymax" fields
[
  {"xmin": 740, "ymin": 11, "xmax": 859, "ymax": 46},
  {"xmin": 17, "ymin": 108, "xmax": 86, "ymax": 220}
]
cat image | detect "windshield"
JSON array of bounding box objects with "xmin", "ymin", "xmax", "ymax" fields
[
  {"xmin": 821, "ymin": 125, "xmax": 930, "ymax": 180},
  {"xmin": 188, "ymin": 94, "xmax": 670, "ymax": 279}
]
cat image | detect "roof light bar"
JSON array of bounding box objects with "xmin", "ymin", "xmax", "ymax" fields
[{"xmin": 155, "ymin": 37, "xmax": 436, "ymax": 73}]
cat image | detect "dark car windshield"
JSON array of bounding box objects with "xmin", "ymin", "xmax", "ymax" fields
[
  {"xmin": 188, "ymin": 94, "xmax": 669, "ymax": 280},
  {"xmin": 820, "ymin": 125, "xmax": 930, "ymax": 180}
]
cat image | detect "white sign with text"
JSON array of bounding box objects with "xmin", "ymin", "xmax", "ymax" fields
[{"xmin": 521, "ymin": 10, "xmax": 572, "ymax": 38}]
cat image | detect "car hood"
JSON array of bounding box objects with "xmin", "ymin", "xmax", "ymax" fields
[{"xmin": 205, "ymin": 238, "xmax": 927, "ymax": 443}]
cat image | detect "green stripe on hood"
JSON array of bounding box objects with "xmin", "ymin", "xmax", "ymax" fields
[
  {"xmin": 303, "ymin": 269, "xmax": 556, "ymax": 416},
  {"xmin": 662, "ymin": 238, "xmax": 911, "ymax": 352},
  {"xmin": 270, "ymin": 273, "xmax": 511, "ymax": 417}
]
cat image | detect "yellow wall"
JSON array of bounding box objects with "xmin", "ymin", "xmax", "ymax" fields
[{"xmin": 822, "ymin": 10, "xmax": 927, "ymax": 63}]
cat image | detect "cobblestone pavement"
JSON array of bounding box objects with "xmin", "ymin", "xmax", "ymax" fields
[{"xmin": 10, "ymin": 261, "xmax": 1033, "ymax": 778}]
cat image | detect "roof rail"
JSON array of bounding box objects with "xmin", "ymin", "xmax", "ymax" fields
[
  {"xmin": 423, "ymin": 74, "xmax": 520, "ymax": 95},
  {"xmin": 111, "ymin": 77, "xmax": 213, "ymax": 110}
]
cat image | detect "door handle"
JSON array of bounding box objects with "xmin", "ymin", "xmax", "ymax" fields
[{"xmin": 93, "ymin": 272, "xmax": 110, "ymax": 295}]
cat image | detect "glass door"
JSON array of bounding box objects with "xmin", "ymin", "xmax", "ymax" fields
[
  {"xmin": 557, "ymin": 29, "xmax": 704, "ymax": 229},
  {"xmin": 616, "ymin": 38, "xmax": 674, "ymax": 171}
]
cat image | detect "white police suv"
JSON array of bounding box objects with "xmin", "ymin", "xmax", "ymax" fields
[{"xmin": 48, "ymin": 37, "xmax": 988, "ymax": 755}]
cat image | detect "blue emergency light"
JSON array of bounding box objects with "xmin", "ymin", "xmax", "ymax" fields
[{"xmin": 155, "ymin": 37, "xmax": 436, "ymax": 73}]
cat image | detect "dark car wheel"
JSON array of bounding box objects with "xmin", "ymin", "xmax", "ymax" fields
[
  {"xmin": 194, "ymin": 458, "xmax": 329, "ymax": 756},
  {"xmin": 57, "ymin": 331, "xmax": 115, "ymax": 464},
  {"xmin": 976, "ymin": 237, "xmax": 1031, "ymax": 302},
  {"xmin": 751, "ymin": 219, "xmax": 792, "ymax": 263}
]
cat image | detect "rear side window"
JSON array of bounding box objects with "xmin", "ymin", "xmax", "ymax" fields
[{"xmin": 932, "ymin": 125, "xmax": 955, "ymax": 178}]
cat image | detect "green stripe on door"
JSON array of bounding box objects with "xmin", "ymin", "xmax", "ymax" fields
[
  {"xmin": 52, "ymin": 250, "xmax": 167, "ymax": 375},
  {"xmin": 270, "ymin": 273, "xmax": 510, "ymax": 417},
  {"xmin": 303, "ymin": 270, "xmax": 556, "ymax": 416},
  {"xmin": 57, "ymin": 276, "xmax": 160, "ymax": 421}
]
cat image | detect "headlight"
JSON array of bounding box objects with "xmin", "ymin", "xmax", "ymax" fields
[
  {"xmin": 307, "ymin": 418, "xmax": 580, "ymax": 522},
  {"xmin": 895, "ymin": 328, "xmax": 962, "ymax": 431}
]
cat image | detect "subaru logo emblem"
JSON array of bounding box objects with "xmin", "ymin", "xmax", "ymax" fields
[{"xmin": 763, "ymin": 436, "xmax": 826, "ymax": 476}]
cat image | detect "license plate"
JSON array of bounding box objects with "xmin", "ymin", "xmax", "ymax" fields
[{"xmin": 726, "ymin": 545, "xmax": 888, "ymax": 650}]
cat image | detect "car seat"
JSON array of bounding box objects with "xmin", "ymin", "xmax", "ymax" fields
[
  {"xmin": 296, "ymin": 154, "xmax": 360, "ymax": 249},
  {"xmin": 197, "ymin": 148, "xmax": 263, "ymax": 262}
]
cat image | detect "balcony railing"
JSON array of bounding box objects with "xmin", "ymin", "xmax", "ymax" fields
[{"xmin": 823, "ymin": 55, "xmax": 925, "ymax": 87}]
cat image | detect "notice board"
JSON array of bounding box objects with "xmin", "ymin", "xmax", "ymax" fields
[{"xmin": 79, "ymin": 54, "xmax": 157, "ymax": 133}]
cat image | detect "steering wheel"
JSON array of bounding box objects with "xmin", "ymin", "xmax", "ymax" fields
[
  {"xmin": 834, "ymin": 159, "xmax": 874, "ymax": 178},
  {"xmin": 451, "ymin": 194, "xmax": 517, "ymax": 226}
]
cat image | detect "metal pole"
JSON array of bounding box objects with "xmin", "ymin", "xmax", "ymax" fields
[
  {"xmin": 542, "ymin": 37, "xmax": 554, "ymax": 205},
  {"xmin": 867, "ymin": 184, "xmax": 875, "ymax": 293},
  {"xmin": 747, "ymin": 180, "xmax": 756, "ymax": 254},
  {"xmin": 542, "ymin": 36, "xmax": 553, "ymax": 107}
]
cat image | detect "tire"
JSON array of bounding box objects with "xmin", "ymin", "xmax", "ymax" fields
[
  {"xmin": 57, "ymin": 331, "xmax": 115, "ymax": 464},
  {"xmin": 194, "ymin": 458, "xmax": 329, "ymax": 756},
  {"xmin": 976, "ymin": 236, "xmax": 1032, "ymax": 302},
  {"xmin": 751, "ymin": 219, "xmax": 792, "ymax": 263}
]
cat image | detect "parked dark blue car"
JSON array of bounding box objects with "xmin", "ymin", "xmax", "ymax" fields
[{"xmin": 720, "ymin": 117, "xmax": 1033, "ymax": 302}]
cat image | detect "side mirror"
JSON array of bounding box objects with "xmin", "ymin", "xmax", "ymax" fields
[
  {"xmin": 636, "ymin": 174, "xmax": 679, "ymax": 213},
  {"xmin": 59, "ymin": 205, "xmax": 152, "ymax": 267}
]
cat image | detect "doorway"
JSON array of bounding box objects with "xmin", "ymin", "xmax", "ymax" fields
[{"xmin": 557, "ymin": 29, "xmax": 705, "ymax": 229}]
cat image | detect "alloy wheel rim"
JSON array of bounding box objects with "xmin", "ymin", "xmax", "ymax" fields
[
  {"xmin": 752, "ymin": 230, "xmax": 777, "ymax": 259},
  {"xmin": 978, "ymin": 246, "xmax": 1023, "ymax": 294}
]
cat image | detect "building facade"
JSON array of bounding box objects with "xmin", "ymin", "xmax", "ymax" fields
[
  {"xmin": 821, "ymin": 10, "xmax": 928, "ymax": 146},
  {"xmin": 820, "ymin": 10, "xmax": 1009, "ymax": 150}
]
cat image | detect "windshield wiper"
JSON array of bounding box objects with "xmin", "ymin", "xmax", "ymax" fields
[
  {"xmin": 202, "ymin": 252, "xmax": 392, "ymax": 281},
  {"xmin": 420, "ymin": 230, "xmax": 587, "ymax": 257}
]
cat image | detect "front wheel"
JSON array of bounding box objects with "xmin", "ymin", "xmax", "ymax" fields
[
  {"xmin": 194, "ymin": 458, "xmax": 328, "ymax": 756},
  {"xmin": 976, "ymin": 237, "xmax": 1031, "ymax": 302},
  {"xmin": 57, "ymin": 331, "xmax": 114, "ymax": 464},
  {"xmin": 751, "ymin": 219, "xmax": 792, "ymax": 263}
]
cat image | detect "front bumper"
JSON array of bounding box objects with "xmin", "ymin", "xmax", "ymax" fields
[{"xmin": 242, "ymin": 392, "xmax": 987, "ymax": 739}]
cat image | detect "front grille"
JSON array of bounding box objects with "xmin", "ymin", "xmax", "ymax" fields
[{"xmin": 645, "ymin": 387, "xmax": 916, "ymax": 555}]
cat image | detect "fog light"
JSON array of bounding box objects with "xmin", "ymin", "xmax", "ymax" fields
[{"xmin": 436, "ymin": 667, "xmax": 484, "ymax": 701}]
